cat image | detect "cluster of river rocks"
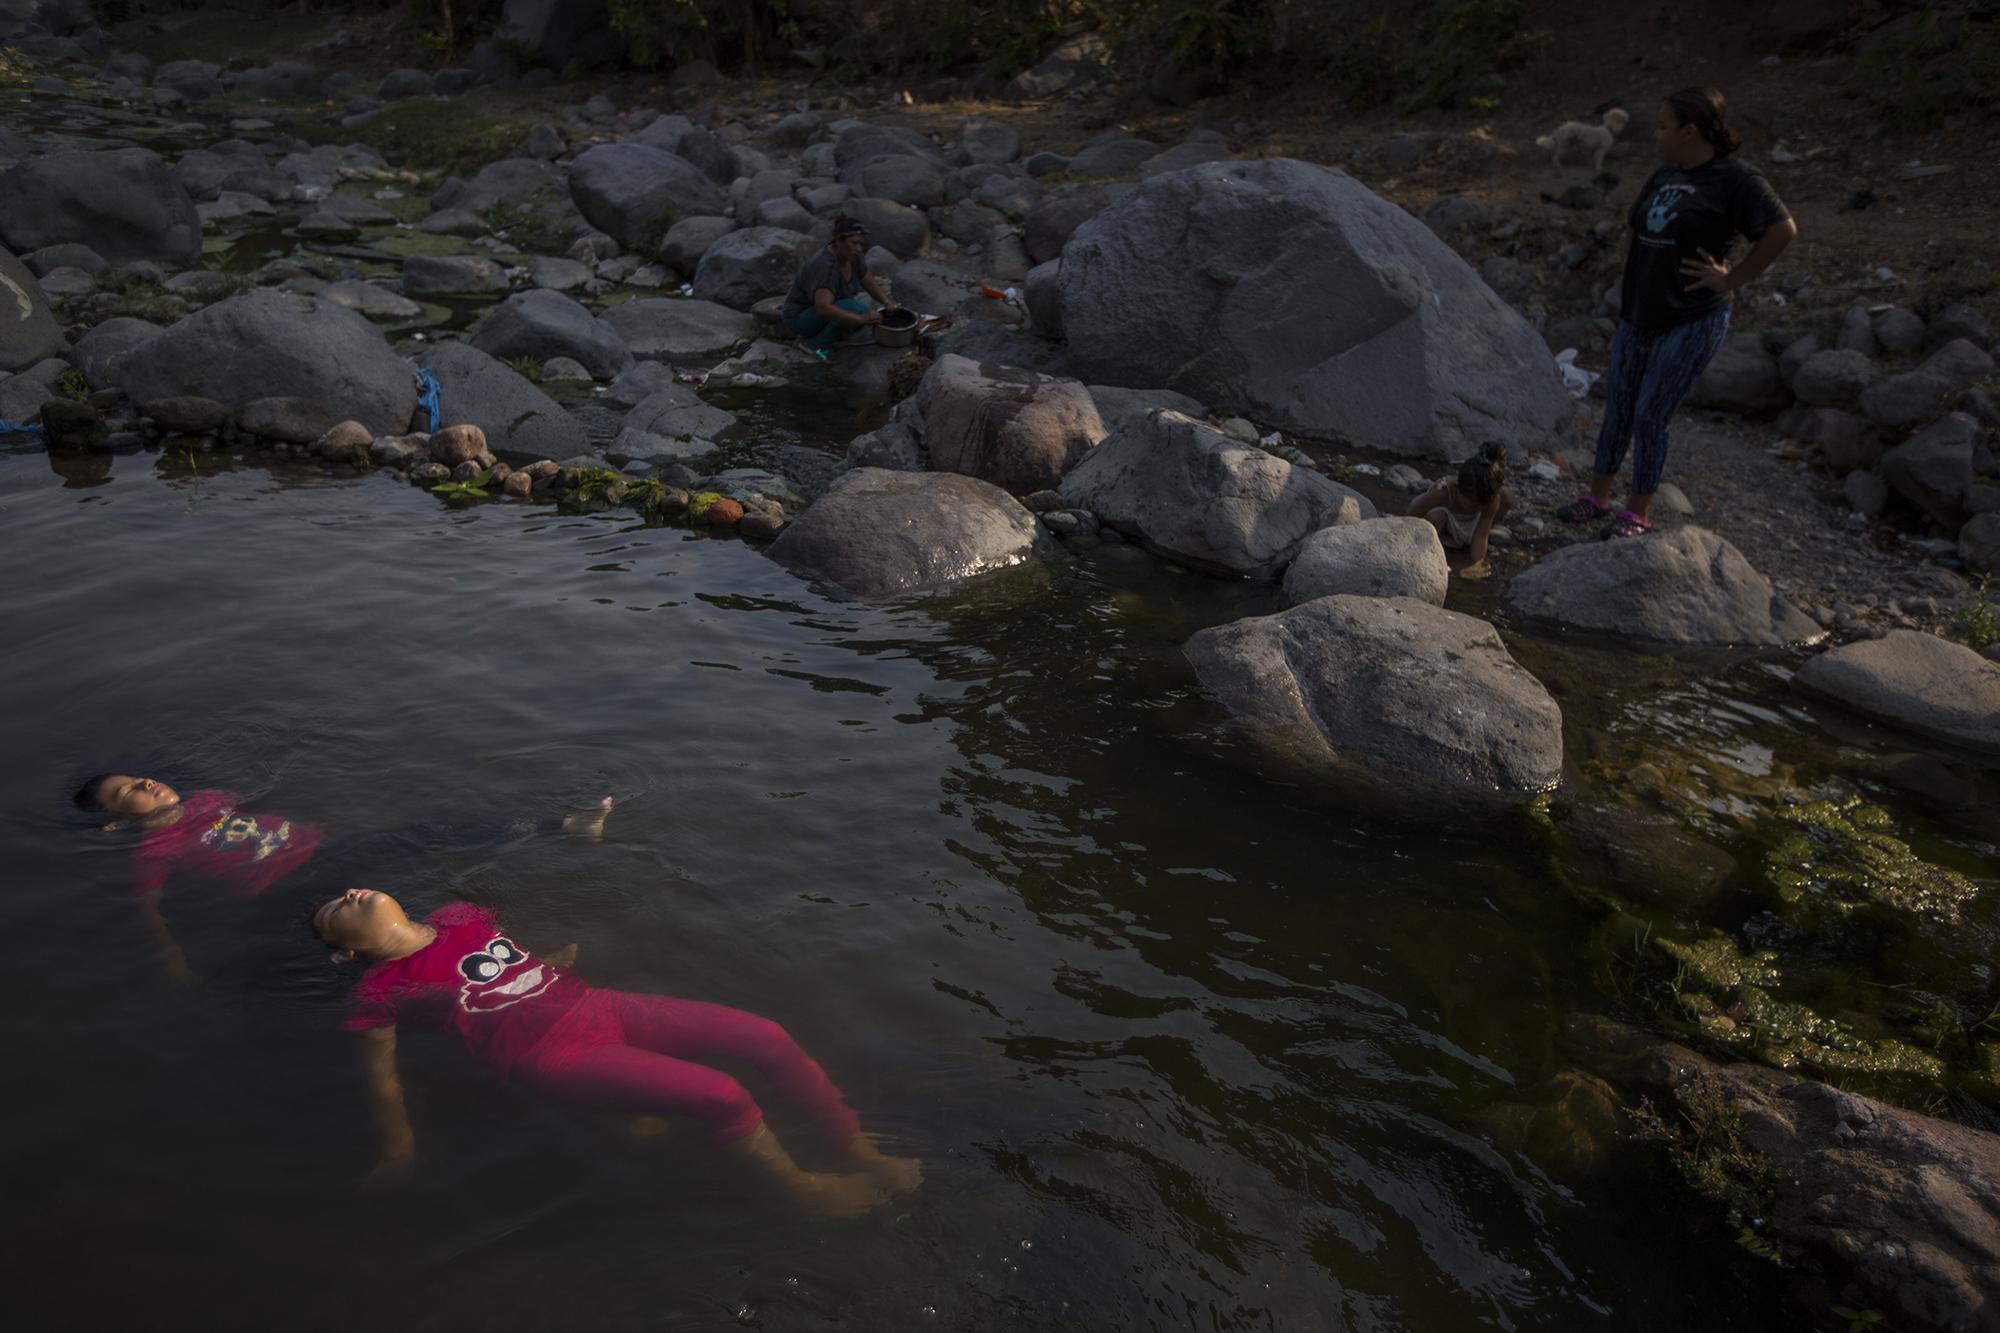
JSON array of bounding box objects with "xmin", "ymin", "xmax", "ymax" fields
[{"xmin": 5, "ymin": 11, "xmax": 2000, "ymax": 1323}]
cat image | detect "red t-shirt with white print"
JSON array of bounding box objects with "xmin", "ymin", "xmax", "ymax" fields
[
  {"xmin": 341, "ymin": 902, "xmax": 588, "ymax": 1071},
  {"xmin": 130, "ymin": 789, "xmax": 324, "ymax": 897}
]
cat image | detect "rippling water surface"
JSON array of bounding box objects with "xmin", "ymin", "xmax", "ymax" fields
[{"xmin": 3, "ymin": 442, "xmax": 1794, "ymax": 1331}]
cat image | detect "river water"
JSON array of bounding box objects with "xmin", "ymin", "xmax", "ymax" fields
[
  {"xmin": 1, "ymin": 433, "xmax": 1830, "ymax": 1332},
  {"xmin": 12, "ymin": 74, "xmax": 1998, "ymax": 1333}
]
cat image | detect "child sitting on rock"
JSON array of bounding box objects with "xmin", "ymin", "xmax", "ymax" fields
[
  {"xmin": 74, "ymin": 772, "xmax": 611, "ymax": 981},
  {"xmin": 1406, "ymin": 443, "xmax": 1513, "ymax": 580},
  {"xmin": 310, "ymin": 886, "xmax": 921, "ymax": 1217}
]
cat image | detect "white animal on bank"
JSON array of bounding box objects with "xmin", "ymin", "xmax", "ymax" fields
[{"xmin": 1536, "ymin": 106, "xmax": 1630, "ymax": 172}]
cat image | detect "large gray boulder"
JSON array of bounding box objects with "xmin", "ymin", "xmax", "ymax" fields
[
  {"xmin": 0, "ymin": 147, "xmax": 202, "ymax": 267},
  {"xmin": 1960, "ymin": 513, "xmax": 2000, "ymax": 575},
  {"xmin": 857, "ymin": 155, "xmax": 946, "ymax": 208},
  {"xmin": 67, "ymin": 316, "xmax": 160, "ymax": 390},
  {"xmin": 1792, "ymin": 630, "xmax": 2000, "ymax": 760},
  {"xmin": 1057, "ymin": 409, "xmax": 1376, "ymax": 580},
  {"xmin": 119, "ymin": 291, "xmax": 416, "ymax": 434},
  {"xmin": 1058, "ymin": 160, "xmax": 1569, "ymax": 459},
  {"xmin": 845, "ymin": 197, "xmax": 929, "ymax": 260},
  {"xmin": 0, "ymin": 244, "xmax": 63, "ymax": 373},
  {"xmin": 1880, "ymin": 412, "xmax": 1978, "ymax": 531},
  {"xmin": 568, "ymin": 143, "xmax": 728, "ymax": 249},
  {"xmin": 1790, "ymin": 348, "xmax": 1874, "ymax": 409},
  {"xmin": 767, "ymin": 467, "xmax": 1042, "ymax": 597},
  {"xmin": 469, "ymin": 289, "xmax": 632, "ymax": 380},
  {"xmin": 659, "ymin": 215, "xmax": 737, "ymax": 276},
  {"xmin": 1281, "ymin": 517, "xmax": 1450, "ymax": 607},
  {"xmin": 602, "ymin": 298, "xmax": 757, "ymax": 361},
  {"xmin": 403, "ymin": 254, "xmax": 510, "ymax": 297},
  {"xmin": 833, "ymin": 124, "xmax": 945, "ymax": 174},
  {"xmin": 1184, "ymin": 595, "xmax": 1565, "ymax": 802},
  {"xmin": 1024, "ymin": 182, "xmax": 1109, "ymax": 264},
  {"xmin": 434, "ymin": 157, "xmax": 563, "ymax": 215},
  {"xmin": 915, "ymin": 353, "xmax": 1105, "ymax": 494},
  {"xmin": 1504, "ymin": 525, "xmax": 1822, "ymax": 647},
  {"xmin": 1860, "ymin": 339, "xmax": 1997, "ymax": 432},
  {"xmin": 1685, "ymin": 332, "xmax": 1790, "ymax": 414},
  {"xmin": 691, "ymin": 226, "xmax": 813, "ymax": 311},
  {"xmin": 415, "ymin": 339, "xmax": 587, "ymax": 459},
  {"xmin": 1085, "ymin": 383, "xmax": 1207, "ymax": 435}
]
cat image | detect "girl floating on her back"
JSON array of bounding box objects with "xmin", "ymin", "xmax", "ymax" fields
[{"xmin": 309, "ymin": 887, "xmax": 921, "ymax": 1217}]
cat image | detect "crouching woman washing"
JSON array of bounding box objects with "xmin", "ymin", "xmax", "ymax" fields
[{"xmin": 310, "ymin": 888, "xmax": 920, "ymax": 1216}]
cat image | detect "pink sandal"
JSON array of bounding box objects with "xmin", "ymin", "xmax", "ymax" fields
[
  {"xmin": 1598, "ymin": 510, "xmax": 1653, "ymax": 539},
  {"xmin": 1553, "ymin": 494, "xmax": 1612, "ymax": 524}
]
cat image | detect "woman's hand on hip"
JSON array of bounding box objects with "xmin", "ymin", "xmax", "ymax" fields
[{"xmin": 1680, "ymin": 248, "xmax": 1734, "ymax": 293}]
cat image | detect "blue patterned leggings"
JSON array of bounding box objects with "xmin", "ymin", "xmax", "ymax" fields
[{"xmin": 1593, "ymin": 307, "xmax": 1732, "ymax": 495}]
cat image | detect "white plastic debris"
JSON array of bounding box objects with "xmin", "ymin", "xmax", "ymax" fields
[
  {"xmin": 1555, "ymin": 347, "xmax": 1600, "ymax": 399},
  {"xmin": 1529, "ymin": 459, "xmax": 1562, "ymax": 481}
]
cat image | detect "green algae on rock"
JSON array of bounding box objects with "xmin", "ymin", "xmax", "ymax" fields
[{"xmin": 1764, "ymin": 797, "xmax": 1980, "ymax": 926}]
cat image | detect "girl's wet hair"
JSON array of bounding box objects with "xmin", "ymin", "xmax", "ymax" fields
[
  {"xmin": 73, "ymin": 774, "xmax": 112, "ymax": 811},
  {"xmin": 1665, "ymin": 86, "xmax": 1743, "ymax": 157},
  {"xmin": 1456, "ymin": 442, "xmax": 1507, "ymax": 505}
]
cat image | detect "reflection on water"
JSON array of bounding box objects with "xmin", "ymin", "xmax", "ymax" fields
[{"xmin": 3, "ymin": 440, "xmax": 1834, "ymax": 1331}]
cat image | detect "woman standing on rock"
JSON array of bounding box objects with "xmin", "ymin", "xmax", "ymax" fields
[{"xmin": 1555, "ymin": 87, "xmax": 1797, "ymax": 539}]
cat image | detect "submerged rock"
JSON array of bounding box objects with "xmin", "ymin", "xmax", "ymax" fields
[
  {"xmin": 1058, "ymin": 409, "xmax": 1375, "ymax": 580},
  {"xmin": 1057, "ymin": 159, "xmax": 1569, "ymax": 458},
  {"xmin": 1184, "ymin": 594, "xmax": 1565, "ymax": 802},
  {"xmin": 1792, "ymin": 630, "xmax": 2000, "ymax": 761},
  {"xmin": 766, "ymin": 467, "xmax": 1042, "ymax": 597},
  {"xmin": 1504, "ymin": 526, "xmax": 1821, "ymax": 647},
  {"xmin": 1602, "ymin": 1027, "xmax": 2000, "ymax": 1333}
]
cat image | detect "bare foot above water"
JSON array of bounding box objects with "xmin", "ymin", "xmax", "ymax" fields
[{"xmin": 561, "ymin": 795, "xmax": 614, "ymax": 840}]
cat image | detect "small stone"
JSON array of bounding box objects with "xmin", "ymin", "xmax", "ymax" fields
[
  {"xmin": 410, "ymin": 461, "xmax": 451, "ymax": 485},
  {"xmin": 1219, "ymin": 416, "xmax": 1259, "ymax": 444},
  {"xmin": 313, "ymin": 419, "xmax": 372, "ymax": 462},
  {"xmin": 1652, "ymin": 481, "xmax": 1694, "ymax": 518},
  {"xmin": 739, "ymin": 511, "xmax": 785, "ymax": 540},
  {"xmin": 527, "ymin": 459, "xmax": 560, "ymax": 479},
  {"xmin": 706, "ymin": 496, "xmax": 745, "ymax": 526},
  {"xmin": 41, "ymin": 399, "xmax": 107, "ymax": 451},
  {"xmin": 450, "ymin": 460, "xmax": 483, "ymax": 481},
  {"xmin": 429, "ymin": 423, "xmax": 488, "ymax": 465},
  {"xmin": 1021, "ymin": 489, "xmax": 1067, "ymax": 513},
  {"xmin": 540, "ymin": 356, "xmax": 591, "ymax": 381},
  {"xmin": 503, "ymin": 470, "xmax": 534, "ymax": 498}
]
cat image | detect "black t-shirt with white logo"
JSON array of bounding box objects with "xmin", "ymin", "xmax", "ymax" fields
[{"xmin": 1620, "ymin": 156, "xmax": 1790, "ymax": 330}]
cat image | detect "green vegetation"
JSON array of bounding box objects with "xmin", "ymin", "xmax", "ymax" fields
[
  {"xmin": 292, "ymin": 94, "xmax": 559, "ymax": 177},
  {"xmin": 1763, "ymin": 797, "xmax": 1980, "ymax": 927},
  {"xmin": 1846, "ymin": 2, "xmax": 2000, "ymax": 132},
  {"xmin": 503, "ymin": 355, "xmax": 541, "ymax": 382},
  {"xmin": 432, "ymin": 469, "xmax": 493, "ymax": 500},
  {"xmin": 1955, "ymin": 573, "xmax": 1999, "ymax": 651},
  {"xmin": 1629, "ymin": 1073, "xmax": 1779, "ymax": 1244},
  {"xmin": 56, "ymin": 368, "xmax": 90, "ymax": 403}
]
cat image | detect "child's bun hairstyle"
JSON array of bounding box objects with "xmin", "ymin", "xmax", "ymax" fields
[{"xmin": 1456, "ymin": 442, "xmax": 1507, "ymax": 505}]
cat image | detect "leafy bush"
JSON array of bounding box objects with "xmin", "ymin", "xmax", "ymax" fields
[{"xmin": 1846, "ymin": 2, "xmax": 2000, "ymax": 131}]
